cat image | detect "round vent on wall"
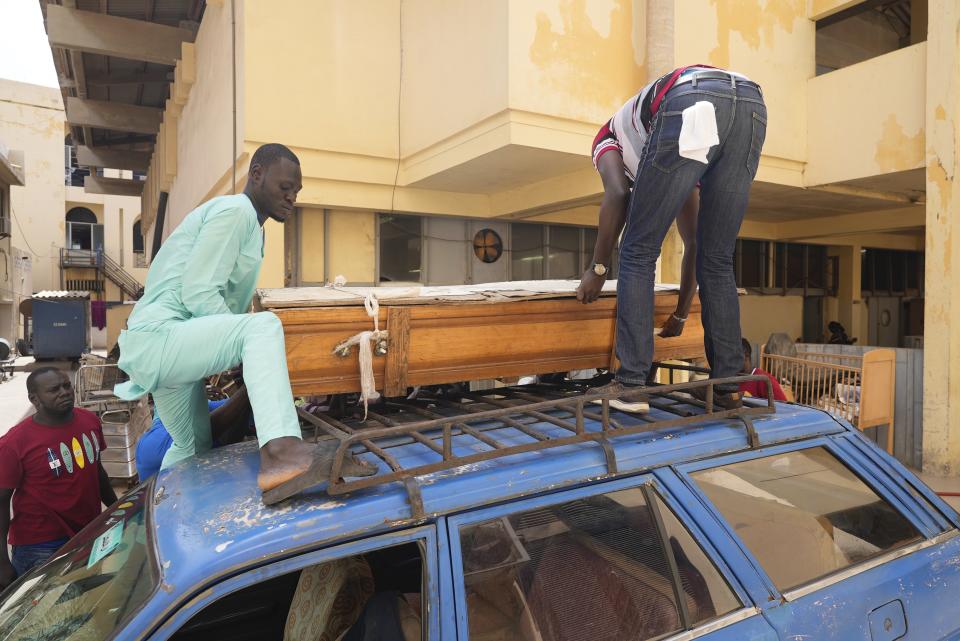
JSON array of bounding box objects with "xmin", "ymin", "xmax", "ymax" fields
[{"xmin": 473, "ymin": 229, "xmax": 503, "ymax": 264}]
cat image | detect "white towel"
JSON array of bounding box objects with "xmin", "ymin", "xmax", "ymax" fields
[{"xmin": 679, "ymin": 101, "xmax": 719, "ymax": 164}]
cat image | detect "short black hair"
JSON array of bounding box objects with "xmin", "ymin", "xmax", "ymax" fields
[
  {"xmin": 250, "ymin": 143, "xmax": 300, "ymax": 171},
  {"xmin": 26, "ymin": 366, "xmax": 65, "ymax": 394},
  {"xmin": 741, "ymin": 338, "xmax": 752, "ymax": 358}
]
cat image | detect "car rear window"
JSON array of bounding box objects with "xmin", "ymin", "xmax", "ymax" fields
[
  {"xmin": 0, "ymin": 486, "xmax": 157, "ymax": 640},
  {"xmin": 691, "ymin": 446, "xmax": 922, "ymax": 592},
  {"xmin": 458, "ymin": 485, "xmax": 740, "ymax": 641}
]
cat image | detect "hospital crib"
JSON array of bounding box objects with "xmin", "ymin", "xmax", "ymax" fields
[{"xmin": 760, "ymin": 347, "xmax": 896, "ymax": 454}]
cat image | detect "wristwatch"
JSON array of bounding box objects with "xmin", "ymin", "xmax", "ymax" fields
[{"xmin": 591, "ymin": 262, "xmax": 608, "ymax": 276}]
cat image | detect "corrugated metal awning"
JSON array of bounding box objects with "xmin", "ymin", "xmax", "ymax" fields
[{"xmin": 33, "ymin": 290, "xmax": 92, "ymax": 300}]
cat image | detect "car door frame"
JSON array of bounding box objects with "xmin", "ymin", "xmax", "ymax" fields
[
  {"xmin": 139, "ymin": 525, "xmax": 441, "ymax": 641},
  {"xmin": 444, "ymin": 472, "xmax": 774, "ymax": 641}
]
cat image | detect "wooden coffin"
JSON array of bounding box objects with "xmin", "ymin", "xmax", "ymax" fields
[{"xmin": 257, "ymin": 284, "xmax": 705, "ymax": 397}]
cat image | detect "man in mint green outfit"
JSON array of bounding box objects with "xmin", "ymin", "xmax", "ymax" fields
[{"xmin": 115, "ymin": 144, "xmax": 372, "ymax": 503}]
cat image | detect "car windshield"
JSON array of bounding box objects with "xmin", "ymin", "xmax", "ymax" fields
[{"xmin": 0, "ymin": 485, "xmax": 157, "ymax": 641}]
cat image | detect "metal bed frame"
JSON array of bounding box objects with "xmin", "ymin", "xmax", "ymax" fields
[{"xmin": 300, "ymin": 363, "xmax": 776, "ymax": 517}]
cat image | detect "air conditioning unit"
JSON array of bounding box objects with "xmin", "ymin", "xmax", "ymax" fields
[{"xmin": 0, "ymin": 216, "xmax": 10, "ymax": 239}]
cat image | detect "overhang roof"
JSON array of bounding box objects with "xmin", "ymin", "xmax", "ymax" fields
[
  {"xmin": 39, "ymin": 0, "xmax": 202, "ymax": 189},
  {"xmin": 0, "ymin": 149, "xmax": 26, "ymax": 187}
]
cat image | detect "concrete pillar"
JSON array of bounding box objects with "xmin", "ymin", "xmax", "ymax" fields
[
  {"xmin": 828, "ymin": 245, "xmax": 859, "ymax": 336},
  {"xmin": 829, "ymin": 244, "xmax": 865, "ymax": 343},
  {"xmin": 922, "ymin": 0, "xmax": 960, "ymax": 475}
]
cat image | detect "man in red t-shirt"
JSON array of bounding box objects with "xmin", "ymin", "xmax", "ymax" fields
[
  {"xmin": 738, "ymin": 339, "xmax": 787, "ymax": 401},
  {"xmin": 0, "ymin": 367, "xmax": 118, "ymax": 588}
]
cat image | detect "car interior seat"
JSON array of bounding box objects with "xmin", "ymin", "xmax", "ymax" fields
[{"xmin": 283, "ymin": 556, "xmax": 374, "ymax": 641}]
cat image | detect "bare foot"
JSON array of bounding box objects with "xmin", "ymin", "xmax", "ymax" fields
[
  {"xmin": 258, "ymin": 437, "xmax": 317, "ymax": 491},
  {"xmin": 258, "ymin": 437, "xmax": 378, "ymax": 496}
]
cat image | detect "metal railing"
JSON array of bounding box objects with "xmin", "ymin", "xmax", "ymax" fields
[
  {"xmin": 60, "ymin": 248, "xmax": 144, "ymax": 299},
  {"xmin": 99, "ymin": 249, "xmax": 144, "ymax": 298},
  {"xmin": 60, "ymin": 247, "xmax": 99, "ymax": 268},
  {"xmin": 288, "ymin": 369, "xmax": 776, "ymax": 516}
]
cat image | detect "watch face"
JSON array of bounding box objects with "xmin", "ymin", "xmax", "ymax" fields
[{"xmin": 593, "ymin": 263, "xmax": 607, "ymax": 276}]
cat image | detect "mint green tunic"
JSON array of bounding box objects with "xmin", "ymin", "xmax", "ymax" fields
[{"xmin": 115, "ymin": 194, "xmax": 300, "ymax": 468}]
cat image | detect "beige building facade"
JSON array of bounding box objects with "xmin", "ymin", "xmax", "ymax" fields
[
  {"xmin": 40, "ymin": 0, "xmax": 954, "ymax": 471},
  {"xmin": 0, "ymin": 78, "xmax": 145, "ymax": 348}
]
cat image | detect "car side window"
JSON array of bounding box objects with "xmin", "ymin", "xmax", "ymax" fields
[
  {"xmin": 458, "ymin": 485, "xmax": 741, "ymax": 641},
  {"xmin": 653, "ymin": 491, "xmax": 742, "ymax": 620},
  {"xmin": 168, "ymin": 541, "xmax": 425, "ymax": 641},
  {"xmin": 691, "ymin": 446, "xmax": 922, "ymax": 592}
]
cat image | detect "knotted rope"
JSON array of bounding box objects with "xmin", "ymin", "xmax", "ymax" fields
[{"xmin": 331, "ymin": 287, "xmax": 387, "ymax": 419}]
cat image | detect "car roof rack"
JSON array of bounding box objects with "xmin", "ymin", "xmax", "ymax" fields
[{"xmin": 298, "ymin": 363, "xmax": 777, "ymax": 518}]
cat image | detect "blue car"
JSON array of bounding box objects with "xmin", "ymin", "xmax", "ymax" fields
[{"xmin": 1, "ymin": 377, "xmax": 959, "ymax": 641}]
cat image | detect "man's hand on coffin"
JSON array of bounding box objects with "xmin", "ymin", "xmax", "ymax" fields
[
  {"xmin": 659, "ymin": 313, "xmax": 686, "ymax": 338},
  {"xmin": 577, "ymin": 270, "xmax": 605, "ymax": 304}
]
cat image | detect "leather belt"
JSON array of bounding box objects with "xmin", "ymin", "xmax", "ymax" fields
[{"xmin": 673, "ymin": 69, "xmax": 758, "ymax": 90}]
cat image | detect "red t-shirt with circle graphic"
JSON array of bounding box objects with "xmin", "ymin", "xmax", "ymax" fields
[{"xmin": 0, "ymin": 408, "xmax": 107, "ymax": 545}]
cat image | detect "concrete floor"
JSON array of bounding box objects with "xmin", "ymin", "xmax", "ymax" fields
[{"xmin": 0, "ymin": 356, "xmax": 40, "ymax": 437}]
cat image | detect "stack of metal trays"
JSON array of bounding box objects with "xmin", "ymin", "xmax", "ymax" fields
[{"xmin": 100, "ymin": 400, "xmax": 151, "ymax": 479}]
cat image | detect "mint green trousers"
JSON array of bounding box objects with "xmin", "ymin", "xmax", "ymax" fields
[{"xmin": 119, "ymin": 312, "xmax": 302, "ymax": 469}]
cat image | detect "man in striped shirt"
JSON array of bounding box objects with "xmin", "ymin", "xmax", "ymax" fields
[{"xmin": 577, "ymin": 65, "xmax": 766, "ymax": 411}]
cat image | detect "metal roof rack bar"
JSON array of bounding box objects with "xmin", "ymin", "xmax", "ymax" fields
[
  {"xmin": 298, "ymin": 407, "xmax": 427, "ymax": 516},
  {"xmin": 314, "ymin": 369, "xmax": 776, "ymax": 512},
  {"xmin": 504, "ymin": 389, "xmax": 634, "ymax": 427},
  {"xmin": 389, "ymin": 400, "xmax": 553, "ymax": 444}
]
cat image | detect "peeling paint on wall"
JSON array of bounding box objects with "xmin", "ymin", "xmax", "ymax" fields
[
  {"xmin": 707, "ymin": 0, "xmax": 802, "ymax": 68},
  {"xmin": 928, "ymin": 157, "xmax": 954, "ymax": 221},
  {"xmin": 875, "ymin": 114, "xmax": 924, "ymax": 172},
  {"xmin": 921, "ymin": 0, "xmax": 960, "ymax": 475},
  {"xmin": 528, "ymin": 0, "xmax": 645, "ymax": 116}
]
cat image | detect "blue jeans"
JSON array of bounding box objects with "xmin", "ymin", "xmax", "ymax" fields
[
  {"xmin": 10, "ymin": 537, "xmax": 69, "ymax": 577},
  {"xmin": 616, "ymin": 76, "xmax": 767, "ymax": 392}
]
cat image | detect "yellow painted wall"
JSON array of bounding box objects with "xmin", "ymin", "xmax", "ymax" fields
[
  {"xmin": 673, "ymin": 0, "xmax": 814, "ymax": 168},
  {"xmin": 104, "ymin": 280, "xmax": 121, "ymax": 302},
  {"xmin": 739, "ymin": 294, "xmax": 804, "ymax": 345},
  {"xmin": 526, "ymin": 205, "xmax": 599, "ymax": 226},
  {"xmin": 66, "ymin": 200, "xmax": 103, "ymax": 224},
  {"xmin": 327, "ymin": 210, "xmax": 376, "ymax": 284},
  {"xmin": 806, "ymin": 43, "xmax": 926, "ymax": 186},
  {"xmin": 508, "ymin": 0, "xmax": 646, "ymax": 124},
  {"xmin": 0, "ymin": 79, "xmax": 65, "ymax": 293},
  {"xmin": 400, "ymin": 0, "xmax": 508, "ymax": 156},
  {"xmin": 106, "ymin": 302, "xmax": 135, "ymax": 350},
  {"xmin": 300, "ymin": 208, "xmax": 326, "ymax": 283},
  {"xmin": 809, "ymin": 0, "xmax": 864, "ymax": 20},
  {"xmin": 258, "ymin": 218, "xmax": 285, "ymax": 289},
  {"xmin": 237, "ymin": 0, "xmax": 635, "ymax": 221},
  {"xmin": 244, "ymin": 0, "xmax": 399, "ymax": 161},
  {"xmin": 165, "ymin": 0, "xmax": 242, "ymax": 233}
]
